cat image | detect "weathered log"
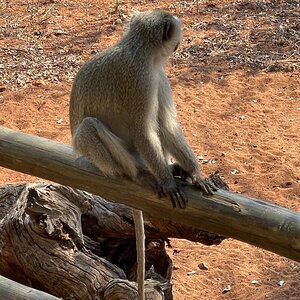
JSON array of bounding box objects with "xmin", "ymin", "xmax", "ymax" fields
[
  {"xmin": 0, "ymin": 126, "xmax": 300, "ymax": 262},
  {"xmin": 0, "ymin": 182, "xmax": 222, "ymax": 299}
]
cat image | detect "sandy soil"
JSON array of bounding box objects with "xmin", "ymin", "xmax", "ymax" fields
[{"xmin": 0, "ymin": 0, "xmax": 300, "ymax": 299}]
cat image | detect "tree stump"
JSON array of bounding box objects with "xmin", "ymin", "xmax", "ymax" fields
[{"xmin": 0, "ymin": 182, "xmax": 224, "ymax": 299}]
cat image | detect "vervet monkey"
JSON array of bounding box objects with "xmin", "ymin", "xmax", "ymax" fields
[{"xmin": 70, "ymin": 9, "xmax": 216, "ymax": 299}]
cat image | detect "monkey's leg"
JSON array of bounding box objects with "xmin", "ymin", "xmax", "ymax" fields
[
  {"xmin": 133, "ymin": 209, "xmax": 145, "ymax": 300},
  {"xmin": 74, "ymin": 117, "xmax": 163, "ymax": 197},
  {"xmin": 73, "ymin": 117, "xmax": 138, "ymax": 178},
  {"xmin": 74, "ymin": 117, "xmax": 151, "ymax": 299}
]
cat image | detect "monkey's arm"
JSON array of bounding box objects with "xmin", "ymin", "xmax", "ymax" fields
[
  {"xmin": 133, "ymin": 127, "xmax": 187, "ymax": 208},
  {"xmin": 157, "ymin": 73, "xmax": 198, "ymax": 175},
  {"xmin": 158, "ymin": 73, "xmax": 217, "ymax": 194},
  {"xmin": 167, "ymin": 124, "xmax": 218, "ymax": 194}
]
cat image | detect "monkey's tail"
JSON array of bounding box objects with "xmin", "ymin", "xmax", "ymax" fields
[{"xmin": 132, "ymin": 209, "xmax": 145, "ymax": 300}]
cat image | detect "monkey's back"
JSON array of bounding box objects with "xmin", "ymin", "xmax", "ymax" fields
[{"xmin": 69, "ymin": 45, "xmax": 152, "ymax": 137}]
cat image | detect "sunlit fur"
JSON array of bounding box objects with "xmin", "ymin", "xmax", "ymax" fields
[{"xmin": 70, "ymin": 9, "xmax": 201, "ymax": 193}]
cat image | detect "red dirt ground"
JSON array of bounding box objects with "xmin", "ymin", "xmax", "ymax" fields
[{"xmin": 0, "ymin": 1, "xmax": 299, "ymax": 299}]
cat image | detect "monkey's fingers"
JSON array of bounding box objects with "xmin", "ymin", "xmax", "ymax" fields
[
  {"xmin": 166, "ymin": 188, "xmax": 187, "ymax": 209},
  {"xmin": 206, "ymin": 180, "xmax": 219, "ymax": 192},
  {"xmin": 158, "ymin": 187, "xmax": 167, "ymax": 199},
  {"xmin": 193, "ymin": 178, "xmax": 218, "ymax": 195},
  {"xmin": 149, "ymin": 183, "xmax": 167, "ymax": 200},
  {"xmin": 168, "ymin": 194, "xmax": 177, "ymax": 208},
  {"xmin": 175, "ymin": 188, "xmax": 188, "ymax": 209},
  {"xmin": 136, "ymin": 168, "xmax": 166, "ymax": 198},
  {"xmin": 147, "ymin": 180, "xmax": 165, "ymax": 198}
]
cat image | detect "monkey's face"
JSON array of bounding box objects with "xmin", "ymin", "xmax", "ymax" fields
[{"xmin": 129, "ymin": 9, "xmax": 182, "ymax": 59}]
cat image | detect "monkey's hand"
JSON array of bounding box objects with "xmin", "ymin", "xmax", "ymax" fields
[
  {"xmin": 161, "ymin": 180, "xmax": 188, "ymax": 209},
  {"xmin": 136, "ymin": 167, "xmax": 165, "ymax": 197},
  {"xmin": 191, "ymin": 175, "xmax": 218, "ymax": 195},
  {"xmin": 170, "ymin": 163, "xmax": 189, "ymax": 181},
  {"xmin": 136, "ymin": 168, "xmax": 187, "ymax": 209}
]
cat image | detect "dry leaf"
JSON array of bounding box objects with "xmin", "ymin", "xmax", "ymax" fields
[
  {"xmin": 222, "ymin": 285, "xmax": 231, "ymax": 293},
  {"xmin": 278, "ymin": 280, "xmax": 285, "ymax": 286},
  {"xmin": 187, "ymin": 270, "xmax": 196, "ymax": 276},
  {"xmin": 231, "ymin": 169, "xmax": 239, "ymax": 175}
]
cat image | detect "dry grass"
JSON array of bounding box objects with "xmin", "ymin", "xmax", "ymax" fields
[
  {"xmin": 0, "ymin": 0, "xmax": 299, "ymax": 89},
  {"xmin": 0, "ymin": 1, "xmax": 84, "ymax": 89},
  {"xmin": 175, "ymin": 0, "xmax": 300, "ymax": 73}
]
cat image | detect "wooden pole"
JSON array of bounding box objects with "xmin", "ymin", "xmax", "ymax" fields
[
  {"xmin": 0, "ymin": 125, "xmax": 300, "ymax": 262},
  {"xmin": 0, "ymin": 276, "xmax": 61, "ymax": 300}
]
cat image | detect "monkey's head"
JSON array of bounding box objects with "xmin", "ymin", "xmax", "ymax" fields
[{"xmin": 128, "ymin": 9, "xmax": 182, "ymax": 61}]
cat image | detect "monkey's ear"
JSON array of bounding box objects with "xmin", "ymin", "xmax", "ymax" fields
[{"xmin": 163, "ymin": 20, "xmax": 175, "ymax": 41}]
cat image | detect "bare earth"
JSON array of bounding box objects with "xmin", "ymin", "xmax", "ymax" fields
[{"xmin": 0, "ymin": 1, "xmax": 299, "ymax": 299}]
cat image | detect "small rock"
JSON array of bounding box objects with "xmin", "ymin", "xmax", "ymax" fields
[
  {"xmin": 187, "ymin": 270, "xmax": 196, "ymax": 276},
  {"xmin": 281, "ymin": 181, "xmax": 293, "ymax": 188},
  {"xmin": 251, "ymin": 280, "xmax": 259, "ymax": 284},
  {"xmin": 53, "ymin": 30, "xmax": 68, "ymax": 36},
  {"xmin": 278, "ymin": 280, "xmax": 285, "ymax": 286},
  {"xmin": 32, "ymin": 80, "xmax": 45, "ymax": 87},
  {"xmin": 198, "ymin": 262, "xmax": 208, "ymax": 270}
]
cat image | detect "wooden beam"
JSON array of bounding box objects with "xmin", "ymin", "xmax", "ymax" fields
[
  {"xmin": 0, "ymin": 125, "xmax": 300, "ymax": 261},
  {"xmin": 0, "ymin": 275, "xmax": 60, "ymax": 300}
]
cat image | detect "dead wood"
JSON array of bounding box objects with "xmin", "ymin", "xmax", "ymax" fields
[{"xmin": 0, "ymin": 182, "xmax": 223, "ymax": 300}]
